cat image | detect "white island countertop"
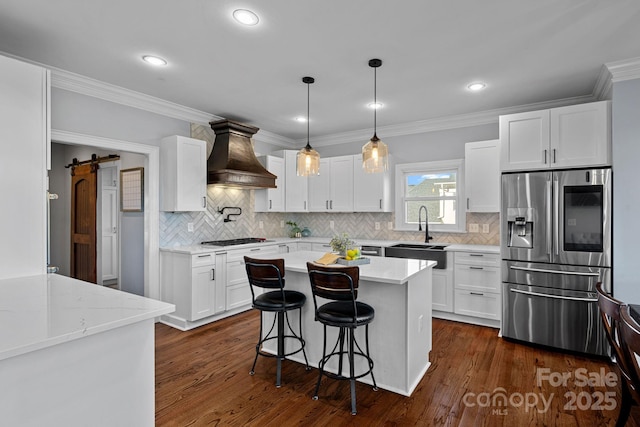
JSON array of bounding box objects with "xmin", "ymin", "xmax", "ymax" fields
[
  {"xmin": 0, "ymin": 274, "xmax": 174, "ymax": 361},
  {"xmin": 257, "ymin": 250, "xmax": 436, "ymax": 285}
]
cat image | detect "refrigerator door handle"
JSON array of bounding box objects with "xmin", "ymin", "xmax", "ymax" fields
[
  {"xmin": 553, "ymin": 175, "xmax": 560, "ymax": 256},
  {"xmin": 546, "ymin": 178, "xmax": 552, "ymax": 256},
  {"xmin": 510, "ymin": 265, "xmax": 600, "ymax": 277},
  {"xmin": 510, "ymin": 288, "xmax": 597, "ymax": 303}
]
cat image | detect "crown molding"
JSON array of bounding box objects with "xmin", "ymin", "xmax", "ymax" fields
[
  {"xmin": 253, "ymin": 129, "xmax": 297, "ymax": 148},
  {"xmin": 50, "ymin": 69, "xmax": 220, "ymax": 125},
  {"xmin": 593, "ymin": 64, "xmax": 613, "ymax": 100},
  {"xmin": 308, "ymin": 94, "xmax": 595, "ymax": 147},
  {"xmin": 606, "ymin": 56, "xmax": 640, "ymax": 83}
]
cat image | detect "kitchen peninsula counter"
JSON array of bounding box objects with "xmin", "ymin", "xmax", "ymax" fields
[
  {"xmin": 0, "ymin": 274, "xmax": 174, "ymax": 426},
  {"xmin": 253, "ymin": 251, "xmax": 435, "ymax": 396}
]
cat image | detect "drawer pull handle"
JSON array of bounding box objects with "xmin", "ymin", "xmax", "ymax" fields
[
  {"xmin": 250, "ymin": 248, "xmax": 261, "ymax": 251},
  {"xmin": 469, "ymin": 254, "xmax": 484, "ymax": 257},
  {"xmin": 470, "ymin": 266, "xmax": 484, "ymax": 270},
  {"xmin": 198, "ymin": 255, "xmax": 210, "ymax": 258},
  {"xmin": 470, "ymin": 292, "xmax": 484, "ymax": 296}
]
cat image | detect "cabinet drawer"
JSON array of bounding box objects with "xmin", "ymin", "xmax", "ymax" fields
[
  {"xmin": 191, "ymin": 252, "xmax": 216, "ymax": 267},
  {"xmin": 454, "ymin": 290, "xmax": 501, "ymax": 320},
  {"xmin": 455, "ymin": 252, "xmax": 499, "ymax": 267},
  {"xmin": 226, "ymin": 283, "xmax": 252, "ymax": 311},
  {"xmin": 454, "ymin": 265, "xmax": 500, "ymax": 292},
  {"xmin": 227, "ymin": 245, "xmax": 280, "ymax": 262}
]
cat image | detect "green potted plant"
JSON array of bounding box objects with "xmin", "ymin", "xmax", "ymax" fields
[{"xmin": 286, "ymin": 220, "xmax": 302, "ymax": 238}]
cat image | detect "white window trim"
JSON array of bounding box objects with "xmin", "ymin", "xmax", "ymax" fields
[{"xmin": 394, "ymin": 159, "xmax": 466, "ymax": 233}]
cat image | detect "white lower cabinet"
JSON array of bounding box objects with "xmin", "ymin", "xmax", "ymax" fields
[
  {"xmin": 160, "ymin": 244, "xmax": 281, "ymax": 329},
  {"xmin": 432, "ymin": 263, "xmax": 454, "ymax": 313},
  {"xmin": 312, "ymin": 242, "xmax": 333, "ymax": 252},
  {"xmin": 161, "ymin": 251, "xmax": 224, "ymax": 323},
  {"xmin": 224, "ymin": 245, "xmax": 281, "ymax": 311},
  {"xmin": 298, "ymin": 242, "xmax": 312, "ymax": 251},
  {"xmin": 453, "ymin": 252, "xmax": 501, "ymax": 322}
]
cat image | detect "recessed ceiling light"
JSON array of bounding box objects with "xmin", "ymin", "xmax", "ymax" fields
[
  {"xmin": 295, "ymin": 116, "xmax": 307, "ymax": 123},
  {"xmin": 467, "ymin": 82, "xmax": 486, "ymax": 91},
  {"xmin": 368, "ymin": 102, "xmax": 383, "ymax": 109},
  {"xmin": 233, "ymin": 9, "xmax": 259, "ymax": 26},
  {"xmin": 142, "ymin": 55, "xmax": 167, "ymax": 66}
]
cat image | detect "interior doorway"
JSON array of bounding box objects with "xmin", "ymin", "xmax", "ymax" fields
[{"xmin": 48, "ymin": 130, "xmax": 160, "ymax": 299}]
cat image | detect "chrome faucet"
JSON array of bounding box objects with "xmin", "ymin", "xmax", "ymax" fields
[{"xmin": 418, "ymin": 205, "xmax": 433, "ymax": 243}]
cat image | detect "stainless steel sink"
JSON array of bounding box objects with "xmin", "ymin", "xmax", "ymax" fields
[{"xmin": 384, "ymin": 243, "xmax": 448, "ymax": 268}]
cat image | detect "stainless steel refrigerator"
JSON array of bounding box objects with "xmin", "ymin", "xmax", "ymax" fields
[{"xmin": 501, "ymin": 168, "xmax": 611, "ymax": 356}]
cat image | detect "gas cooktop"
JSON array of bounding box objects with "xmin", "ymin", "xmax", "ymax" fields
[{"xmin": 201, "ymin": 238, "xmax": 268, "ymax": 246}]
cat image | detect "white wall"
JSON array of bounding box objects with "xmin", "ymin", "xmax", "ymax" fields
[
  {"xmin": 612, "ymin": 78, "xmax": 640, "ymax": 303},
  {"xmin": 311, "ymin": 123, "xmax": 498, "ymax": 163}
]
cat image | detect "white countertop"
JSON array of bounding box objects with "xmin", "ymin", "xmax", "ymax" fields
[
  {"xmin": 161, "ymin": 238, "xmax": 499, "ymax": 255},
  {"xmin": 0, "ymin": 274, "xmax": 175, "ymax": 361},
  {"xmin": 252, "ymin": 250, "xmax": 436, "ymax": 285}
]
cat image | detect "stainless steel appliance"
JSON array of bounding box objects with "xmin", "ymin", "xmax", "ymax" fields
[
  {"xmin": 361, "ymin": 245, "xmax": 383, "ymax": 257},
  {"xmin": 501, "ymin": 168, "xmax": 612, "ymax": 356}
]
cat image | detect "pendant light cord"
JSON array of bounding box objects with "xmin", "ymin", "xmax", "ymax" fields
[
  {"xmin": 307, "ymin": 80, "xmax": 310, "ymax": 148},
  {"xmin": 373, "ymin": 65, "xmax": 377, "ymax": 134}
]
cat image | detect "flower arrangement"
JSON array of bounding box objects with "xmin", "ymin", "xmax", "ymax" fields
[{"xmin": 329, "ymin": 233, "xmax": 355, "ymax": 255}]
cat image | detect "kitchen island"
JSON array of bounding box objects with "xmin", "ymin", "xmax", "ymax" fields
[
  {"xmin": 0, "ymin": 274, "xmax": 174, "ymax": 427},
  {"xmin": 253, "ymin": 250, "xmax": 435, "ymax": 396}
]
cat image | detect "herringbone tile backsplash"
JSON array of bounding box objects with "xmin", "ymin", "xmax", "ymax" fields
[
  {"xmin": 159, "ymin": 188, "xmax": 500, "ymax": 246},
  {"xmin": 158, "ymin": 125, "xmax": 500, "ymax": 247}
]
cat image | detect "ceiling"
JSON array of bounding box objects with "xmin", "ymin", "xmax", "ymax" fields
[{"xmin": 1, "ymin": 0, "xmax": 640, "ymax": 144}]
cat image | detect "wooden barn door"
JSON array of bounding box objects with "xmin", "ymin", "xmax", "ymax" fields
[{"xmin": 70, "ymin": 163, "xmax": 97, "ymax": 283}]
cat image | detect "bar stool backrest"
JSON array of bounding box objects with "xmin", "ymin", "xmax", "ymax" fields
[
  {"xmin": 244, "ymin": 257, "xmax": 286, "ymax": 295},
  {"xmin": 596, "ymin": 282, "xmax": 634, "ymax": 383},
  {"xmin": 306, "ymin": 262, "xmax": 359, "ymax": 301},
  {"xmin": 619, "ymin": 305, "xmax": 640, "ymax": 399}
]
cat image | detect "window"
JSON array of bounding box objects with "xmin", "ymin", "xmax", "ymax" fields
[{"xmin": 395, "ymin": 159, "xmax": 465, "ymax": 232}]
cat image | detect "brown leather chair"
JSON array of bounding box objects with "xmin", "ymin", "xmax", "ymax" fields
[
  {"xmin": 306, "ymin": 262, "xmax": 377, "ymax": 415},
  {"xmin": 619, "ymin": 305, "xmax": 640, "ymax": 423},
  {"xmin": 596, "ymin": 282, "xmax": 637, "ymax": 426},
  {"xmin": 245, "ymin": 256, "xmax": 309, "ymax": 387}
]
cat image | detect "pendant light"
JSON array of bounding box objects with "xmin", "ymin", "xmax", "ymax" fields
[
  {"xmin": 296, "ymin": 76, "xmax": 320, "ymax": 176},
  {"xmin": 362, "ymin": 59, "xmax": 389, "ymax": 173}
]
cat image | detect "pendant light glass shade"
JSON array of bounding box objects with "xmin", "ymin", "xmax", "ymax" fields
[
  {"xmin": 363, "ymin": 59, "xmax": 389, "ymax": 173},
  {"xmin": 296, "ymin": 76, "xmax": 320, "ymax": 176},
  {"xmin": 362, "ymin": 133, "xmax": 388, "ymax": 173}
]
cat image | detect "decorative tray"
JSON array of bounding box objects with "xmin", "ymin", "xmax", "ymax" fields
[{"xmin": 336, "ymin": 257, "xmax": 370, "ymax": 266}]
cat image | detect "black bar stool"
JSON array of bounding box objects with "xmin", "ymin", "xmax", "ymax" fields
[
  {"xmin": 244, "ymin": 256, "xmax": 309, "ymax": 387},
  {"xmin": 306, "ymin": 262, "xmax": 378, "ymax": 415}
]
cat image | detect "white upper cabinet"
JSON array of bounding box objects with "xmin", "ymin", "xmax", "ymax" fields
[
  {"xmin": 255, "ymin": 155, "xmax": 285, "ymax": 212},
  {"xmin": 353, "ymin": 154, "xmax": 393, "ymax": 212},
  {"xmin": 0, "ymin": 55, "xmax": 49, "ymax": 279},
  {"xmin": 283, "ymin": 150, "xmax": 309, "ymax": 212},
  {"xmin": 500, "ymin": 101, "xmax": 611, "ymax": 171},
  {"xmin": 465, "ymin": 140, "xmax": 500, "ymax": 212},
  {"xmin": 309, "ymin": 156, "xmax": 354, "ymax": 212},
  {"xmin": 550, "ymin": 101, "xmax": 611, "ymax": 168},
  {"xmin": 160, "ymin": 135, "xmax": 207, "ymax": 212}
]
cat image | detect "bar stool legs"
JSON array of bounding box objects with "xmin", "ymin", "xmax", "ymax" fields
[
  {"xmin": 313, "ymin": 324, "xmax": 378, "ymax": 415},
  {"xmin": 250, "ymin": 307, "xmax": 309, "ymax": 387}
]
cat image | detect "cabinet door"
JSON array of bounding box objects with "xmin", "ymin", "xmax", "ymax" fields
[
  {"xmin": 160, "ymin": 136, "xmax": 207, "ymax": 212},
  {"xmin": 432, "ymin": 270, "xmax": 453, "ymax": 312},
  {"xmin": 191, "ymin": 265, "xmax": 216, "ymax": 321},
  {"xmin": 465, "ymin": 140, "xmax": 500, "ymax": 212},
  {"xmin": 0, "ymin": 56, "xmax": 48, "ymax": 279},
  {"xmin": 499, "ymin": 110, "xmax": 550, "ymax": 171},
  {"xmin": 329, "ymin": 156, "xmax": 354, "ymax": 211},
  {"xmin": 550, "ymin": 101, "xmax": 611, "ymax": 168},
  {"xmin": 353, "ymin": 154, "xmax": 387, "ymax": 212},
  {"xmin": 255, "ymin": 156, "xmax": 285, "ymax": 212},
  {"xmin": 308, "ymin": 158, "xmax": 330, "ymax": 212},
  {"xmin": 284, "ymin": 150, "xmax": 308, "ymax": 212}
]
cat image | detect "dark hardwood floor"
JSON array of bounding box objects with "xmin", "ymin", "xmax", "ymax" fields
[{"xmin": 155, "ymin": 311, "xmax": 640, "ymax": 426}]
